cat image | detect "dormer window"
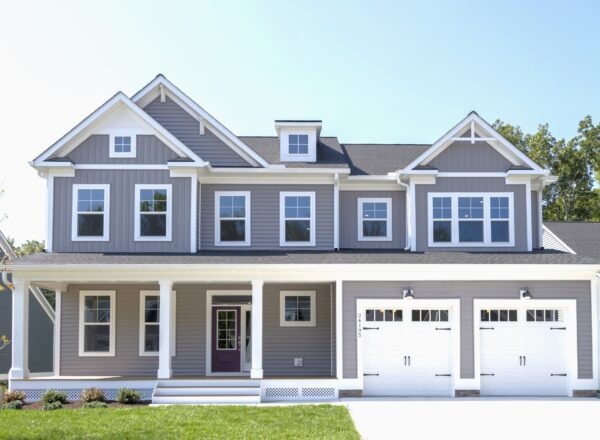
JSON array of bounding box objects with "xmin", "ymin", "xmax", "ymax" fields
[
  {"xmin": 109, "ymin": 133, "xmax": 136, "ymax": 158},
  {"xmin": 275, "ymin": 120, "xmax": 321, "ymax": 163},
  {"xmin": 288, "ymin": 134, "xmax": 309, "ymax": 155}
]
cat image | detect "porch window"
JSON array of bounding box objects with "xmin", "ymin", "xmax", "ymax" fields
[
  {"xmin": 79, "ymin": 291, "xmax": 115, "ymax": 356},
  {"xmin": 139, "ymin": 290, "xmax": 177, "ymax": 356},
  {"xmin": 358, "ymin": 198, "xmax": 392, "ymax": 241},
  {"xmin": 215, "ymin": 191, "xmax": 251, "ymax": 246},
  {"xmin": 72, "ymin": 184, "xmax": 110, "ymax": 241},
  {"xmin": 280, "ymin": 192, "xmax": 315, "ymax": 246},
  {"xmin": 134, "ymin": 184, "xmax": 172, "ymax": 241},
  {"xmin": 280, "ymin": 291, "xmax": 316, "ymax": 327}
]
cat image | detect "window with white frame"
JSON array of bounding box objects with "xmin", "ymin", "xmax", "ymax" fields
[
  {"xmin": 109, "ymin": 134, "xmax": 136, "ymax": 158},
  {"xmin": 428, "ymin": 193, "xmax": 514, "ymax": 246},
  {"xmin": 135, "ymin": 185, "xmax": 172, "ymax": 241},
  {"xmin": 280, "ymin": 291, "xmax": 316, "ymax": 327},
  {"xmin": 280, "ymin": 192, "xmax": 315, "ymax": 246},
  {"xmin": 79, "ymin": 291, "xmax": 115, "ymax": 356},
  {"xmin": 72, "ymin": 184, "xmax": 110, "ymax": 241},
  {"xmin": 215, "ymin": 191, "xmax": 250, "ymax": 246},
  {"xmin": 288, "ymin": 134, "xmax": 309, "ymax": 155},
  {"xmin": 139, "ymin": 290, "xmax": 176, "ymax": 356},
  {"xmin": 358, "ymin": 198, "xmax": 392, "ymax": 241}
]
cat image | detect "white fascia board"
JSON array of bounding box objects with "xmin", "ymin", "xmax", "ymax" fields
[
  {"xmin": 345, "ymin": 175, "xmax": 397, "ymax": 181},
  {"xmin": 207, "ymin": 167, "xmax": 350, "ymax": 175},
  {"xmin": 131, "ymin": 75, "xmax": 272, "ymax": 168}
]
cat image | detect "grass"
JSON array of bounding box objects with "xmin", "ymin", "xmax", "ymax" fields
[{"xmin": 0, "ymin": 404, "xmax": 359, "ymax": 440}]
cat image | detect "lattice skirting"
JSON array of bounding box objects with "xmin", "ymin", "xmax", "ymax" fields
[
  {"xmin": 14, "ymin": 388, "xmax": 154, "ymax": 403},
  {"xmin": 263, "ymin": 386, "xmax": 337, "ymax": 401}
]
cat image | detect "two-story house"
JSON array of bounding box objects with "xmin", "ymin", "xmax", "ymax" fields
[{"xmin": 4, "ymin": 75, "xmax": 600, "ymax": 403}]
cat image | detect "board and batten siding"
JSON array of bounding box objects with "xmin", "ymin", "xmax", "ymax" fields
[
  {"xmin": 426, "ymin": 140, "xmax": 513, "ymax": 172},
  {"xmin": 415, "ymin": 177, "xmax": 528, "ymax": 252},
  {"xmin": 52, "ymin": 170, "xmax": 191, "ymax": 253},
  {"xmin": 339, "ymin": 190, "xmax": 406, "ymax": 249},
  {"xmin": 342, "ymin": 281, "xmax": 593, "ymax": 380},
  {"xmin": 66, "ymin": 135, "xmax": 178, "ymax": 164},
  {"xmin": 263, "ymin": 283, "xmax": 335, "ymax": 377},
  {"xmin": 200, "ymin": 184, "xmax": 335, "ymax": 250},
  {"xmin": 143, "ymin": 96, "xmax": 252, "ymax": 167}
]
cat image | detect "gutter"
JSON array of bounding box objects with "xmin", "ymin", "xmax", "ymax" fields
[{"xmin": 393, "ymin": 172, "xmax": 411, "ymax": 251}]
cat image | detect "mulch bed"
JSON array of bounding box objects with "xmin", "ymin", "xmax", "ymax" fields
[{"xmin": 23, "ymin": 401, "xmax": 150, "ymax": 410}]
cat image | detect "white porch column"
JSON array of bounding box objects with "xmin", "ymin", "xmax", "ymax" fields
[
  {"xmin": 9, "ymin": 279, "xmax": 30, "ymax": 380},
  {"xmin": 157, "ymin": 280, "xmax": 174, "ymax": 379},
  {"xmin": 251, "ymin": 280, "xmax": 264, "ymax": 379},
  {"xmin": 335, "ymin": 280, "xmax": 343, "ymax": 379},
  {"xmin": 53, "ymin": 289, "xmax": 62, "ymax": 376}
]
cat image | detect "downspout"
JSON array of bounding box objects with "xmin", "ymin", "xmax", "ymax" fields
[{"xmin": 395, "ymin": 171, "xmax": 411, "ymax": 251}]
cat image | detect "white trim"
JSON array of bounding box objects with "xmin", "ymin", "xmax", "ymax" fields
[
  {"xmin": 537, "ymin": 190, "xmax": 543, "ymax": 249},
  {"xmin": 78, "ymin": 290, "xmax": 116, "ymax": 357},
  {"xmin": 542, "ymin": 225, "xmax": 577, "ymax": 254},
  {"xmin": 279, "ymin": 291, "xmax": 317, "ymax": 327},
  {"xmin": 9, "ymin": 280, "xmax": 30, "ymax": 379},
  {"xmin": 525, "ymin": 180, "xmax": 533, "ymax": 251},
  {"xmin": 592, "ymin": 278, "xmax": 599, "ymax": 388},
  {"xmin": 109, "ymin": 133, "xmax": 137, "ymax": 158},
  {"xmin": 46, "ymin": 175, "xmax": 54, "ymax": 252},
  {"xmin": 333, "ymin": 175, "xmax": 340, "ymax": 250},
  {"xmin": 279, "ymin": 130, "xmax": 316, "ymax": 162},
  {"xmin": 139, "ymin": 290, "xmax": 176, "ymax": 357},
  {"xmin": 71, "ymin": 184, "xmax": 110, "ymax": 242},
  {"xmin": 427, "ymin": 192, "xmax": 515, "ymax": 248},
  {"xmin": 214, "ymin": 191, "xmax": 251, "ymax": 247},
  {"xmin": 241, "ymin": 303, "xmax": 252, "ymax": 372},
  {"xmin": 53, "ymin": 290, "xmax": 61, "ymax": 376},
  {"xmin": 410, "ymin": 179, "xmax": 417, "ymax": 250},
  {"xmin": 208, "ymin": 167, "xmax": 350, "ymax": 175},
  {"xmin": 75, "ymin": 164, "xmax": 170, "ymax": 170},
  {"xmin": 357, "ymin": 197, "xmax": 392, "ymax": 242},
  {"xmin": 251, "ymin": 281, "xmax": 264, "ymax": 379},
  {"xmin": 279, "ymin": 191, "xmax": 316, "ymax": 247},
  {"xmin": 335, "ymin": 280, "xmax": 343, "ymax": 379},
  {"xmin": 190, "ymin": 176, "xmax": 198, "ymax": 253},
  {"xmin": 134, "ymin": 184, "xmax": 172, "ymax": 242}
]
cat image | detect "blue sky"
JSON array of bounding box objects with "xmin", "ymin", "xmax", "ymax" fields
[{"xmin": 0, "ymin": 0, "xmax": 598, "ymax": 243}]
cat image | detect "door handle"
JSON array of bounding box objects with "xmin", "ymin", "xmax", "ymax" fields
[
  {"xmin": 523, "ymin": 356, "xmax": 526, "ymax": 366},
  {"xmin": 408, "ymin": 356, "xmax": 411, "ymax": 366},
  {"xmin": 519, "ymin": 356, "xmax": 522, "ymax": 366}
]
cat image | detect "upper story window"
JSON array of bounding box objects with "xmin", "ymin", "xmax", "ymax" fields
[
  {"xmin": 79, "ymin": 291, "xmax": 115, "ymax": 356},
  {"xmin": 280, "ymin": 291, "xmax": 316, "ymax": 327},
  {"xmin": 72, "ymin": 184, "xmax": 110, "ymax": 242},
  {"xmin": 109, "ymin": 134, "xmax": 136, "ymax": 158},
  {"xmin": 358, "ymin": 198, "xmax": 392, "ymax": 241},
  {"xmin": 288, "ymin": 134, "xmax": 309, "ymax": 155},
  {"xmin": 428, "ymin": 193, "xmax": 514, "ymax": 247},
  {"xmin": 134, "ymin": 184, "xmax": 172, "ymax": 242},
  {"xmin": 280, "ymin": 192, "xmax": 315, "ymax": 246},
  {"xmin": 215, "ymin": 191, "xmax": 251, "ymax": 246}
]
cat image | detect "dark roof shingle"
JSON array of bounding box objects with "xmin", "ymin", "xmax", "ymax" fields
[
  {"xmin": 544, "ymin": 222, "xmax": 600, "ymax": 260},
  {"xmin": 341, "ymin": 144, "xmax": 430, "ymax": 175}
]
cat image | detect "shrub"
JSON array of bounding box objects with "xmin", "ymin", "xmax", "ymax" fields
[
  {"xmin": 42, "ymin": 401, "xmax": 63, "ymax": 411},
  {"xmin": 116, "ymin": 388, "xmax": 141, "ymax": 404},
  {"xmin": 3, "ymin": 390, "xmax": 26, "ymax": 403},
  {"xmin": 41, "ymin": 390, "xmax": 68, "ymax": 404},
  {"xmin": 2, "ymin": 399, "xmax": 23, "ymax": 410},
  {"xmin": 83, "ymin": 401, "xmax": 108, "ymax": 409},
  {"xmin": 81, "ymin": 388, "xmax": 106, "ymax": 403}
]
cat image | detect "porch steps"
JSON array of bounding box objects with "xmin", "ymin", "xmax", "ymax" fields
[{"xmin": 152, "ymin": 379, "xmax": 261, "ymax": 405}]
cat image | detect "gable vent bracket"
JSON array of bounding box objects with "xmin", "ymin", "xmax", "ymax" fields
[
  {"xmin": 159, "ymin": 84, "xmax": 166, "ymax": 103},
  {"xmin": 198, "ymin": 117, "xmax": 205, "ymax": 135}
]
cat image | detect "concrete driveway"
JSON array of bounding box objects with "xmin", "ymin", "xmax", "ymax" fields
[{"xmin": 343, "ymin": 398, "xmax": 600, "ymax": 440}]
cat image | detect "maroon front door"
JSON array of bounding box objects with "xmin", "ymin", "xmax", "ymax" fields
[{"xmin": 212, "ymin": 307, "xmax": 241, "ymax": 373}]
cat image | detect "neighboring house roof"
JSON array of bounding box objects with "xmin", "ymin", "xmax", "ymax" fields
[
  {"xmin": 8, "ymin": 250, "xmax": 598, "ymax": 266},
  {"xmin": 342, "ymin": 144, "xmax": 431, "ymax": 175},
  {"xmin": 543, "ymin": 222, "xmax": 600, "ymax": 259}
]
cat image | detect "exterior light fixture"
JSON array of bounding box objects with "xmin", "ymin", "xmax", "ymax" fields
[
  {"xmin": 403, "ymin": 288, "xmax": 414, "ymax": 300},
  {"xmin": 520, "ymin": 288, "xmax": 532, "ymax": 300}
]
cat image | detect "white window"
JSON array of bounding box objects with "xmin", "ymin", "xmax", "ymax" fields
[
  {"xmin": 288, "ymin": 134, "xmax": 309, "ymax": 155},
  {"xmin": 134, "ymin": 184, "xmax": 172, "ymax": 241},
  {"xmin": 428, "ymin": 193, "xmax": 514, "ymax": 247},
  {"xmin": 279, "ymin": 192, "xmax": 316, "ymax": 246},
  {"xmin": 139, "ymin": 290, "xmax": 176, "ymax": 356},
  {"xmin": 358, "ymin": 198, "xmax": 392, "ymax": 241},
  {"xmin": 71, "ymin": 184, "xmax": 110, "ymax": 241},
  {"xmin": 215, "ymin": 191, "xmax": 251, "ymax": 246},
  {"xmin": 280, "ymin": 291, "xmax": 316, "ymax": 327},
  {"xmin": 79, "ymin": 291, "xmax": 115, "ymax": 356},
  {"xmin": 109, "ymin": 134, "xmax": 136, "ymax": 158}
]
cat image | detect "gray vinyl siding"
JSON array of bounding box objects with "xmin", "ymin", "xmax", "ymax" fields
[
  {"xmin": 263, "ymin": 283, "xmax": 334, "ymax": 377},
  {"xmin": 52, "ymin": 170, "xmax": 191, "ymax": 253},
  {"xmin": 143, "ymin": 96, "xmax": 252, "ymax": 167},
  {"xmin": 415, "ymin": 177, "xmax": 528, "ymax": 252},
  {"xmin": 66, "ymin": 135, "xmax": 177, "ymax": 164},
  {"xmin": 339, "ymin": 191, "xmax": 406, "ymax": 249},
  {"xmin": 200, "ymin": 184, "xmax": 335, "ymax": 250},
  {"xmin": 532, "ymin": 190, "xmax": 540, "ymax": 248},
  {"xmin": 342, "ymin": 281, "xmax": 592, "ymax": 380},
  {"xmin": 426, "ymin": 141, "xmax": 513, "ymax": 172}
]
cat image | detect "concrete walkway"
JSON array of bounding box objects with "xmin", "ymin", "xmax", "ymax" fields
[{"xmin": 343, "ymin": 398, "xmax": 600, "ymax": 440}]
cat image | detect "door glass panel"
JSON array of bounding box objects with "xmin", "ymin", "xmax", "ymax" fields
[{"xmin": 216, "ymin": 310, "xmax": 237, "ymax": 350}]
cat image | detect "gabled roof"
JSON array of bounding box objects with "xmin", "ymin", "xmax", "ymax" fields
[
  {"xmin": 402, "ymin": 112, "xmax": 546, "ymax": 173},
  {"xmin": 132, "ymin": 75, "xmax": 271, "ymax": 168},
  {"xmin": 32, "ymin": 92, "xmax": 207, "ymax": 167},
  {"xmin": 543, "ymin": 222, "xmax": 600, "ymax": 259},
  {"xmin": 342, "ymin": 144, "xmax": 430, "ymax": 176}
]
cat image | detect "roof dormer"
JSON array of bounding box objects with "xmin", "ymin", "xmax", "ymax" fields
[{"xmin": 275, "ymin": 120, "xmax": 322, "ymax": 162}]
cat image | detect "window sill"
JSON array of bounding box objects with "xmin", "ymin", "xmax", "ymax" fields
[
  {"xmin": 139, "ymin": 352, "xmax": 159, "ymax": 357},
  {"xmin": 134, "ymin": 236, "xmax": 172, "ymax": 242},
  {"xmin": 108, "ymin": 153, "xmax": 136, "ymax": 159},
  {"xmin": 215, "ymin": 241, "xmax": 251, "ymax": 247},
  {"xmin": 280, "ymin": 242, "xmax": 316, "ymax": 247},
  {"xmin": 78, "ymin": 352, "xmax": 115, "ymax": 357},
  {"xmin": 72, "ymin": 236, "xmax": 110, "ymax": 242},
  {"xmin": 428, "ymin": 242, "xmax": 515, "ymax": 248},
  {"xmin": 358, "ymin": 237, "xmax": 393, "ymax": 242},
  {"xmin": 280, "ymin": 321, "xmax": 317, "ymax": 328}
]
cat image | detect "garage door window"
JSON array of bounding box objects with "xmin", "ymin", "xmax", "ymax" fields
[
  {"xmin": 526, "ymin": 309, "xmax": 562, "ymax": 322},
  {"xmin": 481, "ymin": 309, "xmax": 517, "ymax": 322},
  {"xmin": 365, "ymin": 309, "xmax": 402, "ymax": 322},
  {"xmin": 411, "ymin": 309, "xmax": 448, "ymax": 322}
]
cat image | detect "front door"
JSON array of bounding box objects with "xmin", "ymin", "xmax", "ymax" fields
[{"xmin": 212, "ymin": 307, "xmax": 241, "ymax": 373}]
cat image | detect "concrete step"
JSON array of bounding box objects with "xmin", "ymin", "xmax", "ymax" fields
[
  {"xmin": 154, "ymin": 387, "xmax": 260, "ymax": 397},
  {"xmin": 156, "ymin": 379, "xmax": 260, "ymax": 388},
  {"xmin": 152, "ymin": 394, "xmax": 261, "ymax": 405}
]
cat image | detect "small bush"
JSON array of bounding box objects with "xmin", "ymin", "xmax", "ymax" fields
[
  {"xmin": 2, "ymin": 399, "xmax": 23, "ymax": 410},
  {"xmin": 81, "ymin": 387, "xmax": 106, "ymax": 403},
  {"xmin": 41, "ymin": 401, "xmax": 63, "ymax": 411},
  {"xmin": 3, "ymin": 390, "xmax": 26, "ymax": 403},
  {"xmin": 41, "ymin": 390, "xmax": 68, "ymax": 404},
  {"xmin": 116, "ymin": 388, "xmax": 141, "ymax": 404},
  {"xmin": 83, "ymin": 401, "xmax": 108, "ymax": 409}
]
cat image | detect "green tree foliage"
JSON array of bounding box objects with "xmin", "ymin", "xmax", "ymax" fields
[{"xmin": 494, "ymin": 116, "xmax": 600, "ymax": 221}]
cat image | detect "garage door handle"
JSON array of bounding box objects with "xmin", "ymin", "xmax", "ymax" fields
[
  {"xmin": 550, "ymin": 373, "xmax": 567, "ymax": 377},
  {"xmin": 363, "ymin": 327, "xmax": 380, "ymax": 330},
  {"xmin": 363, "ymin": 373, "xmax": 379, "ymax": 377},
  {"xmin": 550, "ymin": 327, "xmax": 566, "ymax": 330},
  {"xmin": 435, "ymin": 374, "xmax": 451, "ymax": 377},
  {"xmin": 480, "ymin": 327, "xmax": 495, "ymax": 330},
  {"xmin": 436, "ymin": 327, "xmax": 451, "ymax": 331},
  {"xmin": 480, "ymin": 373, "xmax": 495, "ymax": 376}
]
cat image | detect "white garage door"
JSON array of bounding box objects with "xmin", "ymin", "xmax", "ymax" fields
[
  {"xmin": 362, "ymin": 307, "xmax": 453, "ymax": 396},
  {"xmin": 479, "ymin": 307, "xmax": 569, "ymax": 396}
]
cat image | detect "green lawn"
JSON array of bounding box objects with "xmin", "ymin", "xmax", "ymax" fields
[{"xmin": 0, "ymin": 404, "xmax": 359, "ymax": 440}]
